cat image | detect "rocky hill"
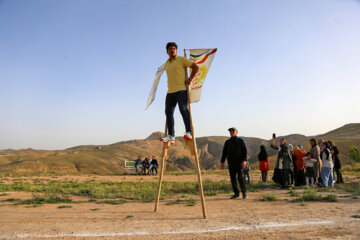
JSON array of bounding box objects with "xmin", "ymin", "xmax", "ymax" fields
[{"xmin": 0, "ymin": 123, "xmax": 359, "ymax": 175}]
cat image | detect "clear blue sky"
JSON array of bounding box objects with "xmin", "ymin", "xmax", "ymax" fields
[{"xmin": 0, "ymin": 0, "xmax": 359, "ymax": 150}]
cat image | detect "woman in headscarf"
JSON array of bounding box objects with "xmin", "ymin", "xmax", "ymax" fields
[
  {"xmin": 271, "ymin": 137, "xmax": 293, "ymax": 189},
  {"xmin": 310, "ymin": 138, "xmax": 322, "ymax": 185},
  {"xmin": 258, "ymin": 145, "xmax": 269, "ymax": 184},
  {"xmin": 320, "ymin": 142, "xmax": 334, "ymax": 187},
  {"xmin": 328, "ymin": 140, "xmax": 343, "ymax": 183},
  {"xmin": 293, "ymin": 145, "xmax": 306, "ymax": 186}
]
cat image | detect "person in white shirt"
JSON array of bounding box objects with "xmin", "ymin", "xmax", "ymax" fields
[
  {"xmin": 303, "ymin": 152, "xmax": 317, "ymax": 186},
  {"xmin": 320, "ymin": 142, "xmax": 334, "ymax": 187}
]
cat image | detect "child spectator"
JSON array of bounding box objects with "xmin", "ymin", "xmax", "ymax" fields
[
  {"xmin": 303, "ymin": 152, "xmax": 317, "ymax": 186},
  {"xmin": 242, "ymin": 161, "xmax": 250, "ymax": 184},
  {"xmin": 258, "ymin": 145, "xmax": 269, "ymax": 184}
]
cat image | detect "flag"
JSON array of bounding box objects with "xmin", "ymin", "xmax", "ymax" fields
[
  {"xmin": 145, "ymin": 63, "xmax": 165, "ymax": 110},
  {"xmin": 189, "ymin": 48, "xmax": 217, "ymax": 103}
]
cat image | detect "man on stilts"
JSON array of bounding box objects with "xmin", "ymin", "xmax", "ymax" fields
[{"xmin": 160, "ymin": 42, "xmax": 199, "ymax": 144}]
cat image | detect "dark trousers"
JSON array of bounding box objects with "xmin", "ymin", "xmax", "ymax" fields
[
  {"xmin": 335, "ymin": 168, "xmax": 343, "ymax": 183},
  {"xmin": 295, "ymin": 169, "xmax": 306, "ymax": 186},
  {"xmin": 229, "ymin": 165, "xmax": 246, "ymax": 196},
  {"xmin": 165, "ymin": 90, "xmax": 191, "ymax": 137},
  {"xmin": 290, "ymin": 171, "xmax": 294, "ymax": 185},
  {"xmin": 282, "ymin": 169, "xmax": 290, "ymax": 187},
  {"xmin": 261, "ymin": 171, "xmax": 267, "ymax": 182}
]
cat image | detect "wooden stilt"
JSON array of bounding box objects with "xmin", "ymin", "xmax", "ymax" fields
[
  {"xmin": 184, "ymin": 49, "xmax": 207, "ymax": 219},
  {"xmin": 154, "ymin": 122, "xmax": 170, "ymax": 212}
]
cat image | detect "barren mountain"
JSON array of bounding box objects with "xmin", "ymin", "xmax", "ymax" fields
[{"xmin": 0, "ymin": 123, "xmax": 359, "ymax": 175}]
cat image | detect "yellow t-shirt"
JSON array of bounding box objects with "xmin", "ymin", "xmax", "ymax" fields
[{"xmin": 164, "ymin": 56, "xmax": 193, "ymax": 93}]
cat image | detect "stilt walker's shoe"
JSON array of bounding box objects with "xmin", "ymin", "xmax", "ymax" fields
[
  {"xmin": 183, "ymin": 132, "xmax": 193, "ymax": 140},
  {"xmin": 160, "ymin": 135, "xmax": 175, "ymax": 144}
]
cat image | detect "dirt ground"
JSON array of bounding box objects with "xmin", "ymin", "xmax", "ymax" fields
[{"xmin": 0, "ymin": 173, "xmax": 360, "ymax": 240}]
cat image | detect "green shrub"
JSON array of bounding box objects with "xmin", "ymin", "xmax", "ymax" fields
[
  {"xmin": 17, "ymin": 194, "xmax": 72, "ymax": 205},
  {"xmin": 96, "ymin": 199, "xmax": 127, "ymax": 205},
  {"xmin": 288, "ymin": 190, "xmax": 299, "ymax": 197},
  {"xmin": 186, "ymin": 197, "xmax": 197, "ymax": 206},
  {"xmin": 336, "ymin": 182, "xmax": 360, "ymax": 197},
  {"xmin": 349, "ymin": 145, "xmax": 360, "ymax": 162},
  {"xmin": 258, "ymin": 193, "xmax": 277, "ymax": 201},
  {"xmin": 292, "ymin": 188, "xmax": 337, "ymax": 202}
]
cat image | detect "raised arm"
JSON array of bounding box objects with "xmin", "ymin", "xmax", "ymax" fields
[{"xmin": 271, "ymin": 136, "xmax": 279, "ymax": 150}]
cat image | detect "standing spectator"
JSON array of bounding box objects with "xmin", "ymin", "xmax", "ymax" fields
[
  {"xmin": 303, "ymin": 152, "xmax": 317, "ymax": 186},
  {"xmin": 328, "ymin": 140, "xmax": 343, "ymax": 184},
  {"xmin": 258, "ymin": 145, "xmax": 269, "ymax": 184},
  {"xmin": 293, "ymin": 145, "xmax": 306, "ymax": 186},
  {"xmin": 271, "ymin": 136, "xmax": 293, "ymax": 189},
  {"xmin": 135, "ymin": 156, "xmax": 143, "ymax": 175},
  {"xmin": 220, "ymin": 127, "xmax": 247, "ymax": 199},
  {"xmin": 151, "ymin": 156, "xmax": 159, "ymax": 175},
  {"xmin": 288, "ymin": 144, "xmax": 295, "ymax": 186},
  {"xmin": 321, "ymin": 142, "xmax": 334, "ymax": 187},
  {"xmin": 310, "ymin": 138, "xmax": 322, "ymax": 185},
  {"xmin": 242, "ymin": 161, "xmax": 250, "ymax": 184}
]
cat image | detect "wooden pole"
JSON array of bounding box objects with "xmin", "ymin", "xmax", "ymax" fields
[
  {"xmin": 154, "ymin": 121, "xmax": 170, "ymax": 212},
  {"xmin": 184, "ymin": 49, "xmax": 207, "ymax": 219}
]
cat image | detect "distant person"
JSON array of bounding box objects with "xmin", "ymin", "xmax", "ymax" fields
[
  {"xmin": 135, "ymin": 156, "xmax": 143, "ymax": 175},
  {"xmin": 318, "ymin": 139, "xmax": 325, "ymax": 149},
  {"xmin": 242, "ymin": 161, "xmax": 250, "ymax": 184},
  {"xmin": 303, "ymin": 152, "xmax": 317, "ymax": 186},
  {"xmin": 220, "ymin": 127, "xmax": 247, "ymax": 199},
  {"xmin": 328, "ymin": 140, "xmax": 343, "ymax": 184},
  {"xmin": 310, "ymin": 138, "xmax": 322, "ymax": 185},
  {"xmin": 159, "ymin": 42, "xmax": 199, "ymax": 144},
  {"xmin": 288, "ymin": 144, "xmax": 295, "ymax": 186},
  {"xmin": 151, "ymin": 156, "xmax": 159, "ymax": 175},
  {"xmin": 271, "ymin": 135, "xmax": 293, "ymax": 189},
  {"xmin": 258, "ymin": 145, "xmax": 269, "ymax": 184},
  {"xmin": 293, "ymin": 145, "xmax": 306, "ymax": 186},
  {"xmin": 148, "ymin": 156, "xmax": 153, "ymax": 174},
  {"xmin": 320, "ymin": 142, "xmax": 334, "ymax": 187},
  {"xmin": 143, "ymin": 157, "xmax": 150, "ymax": 175}
]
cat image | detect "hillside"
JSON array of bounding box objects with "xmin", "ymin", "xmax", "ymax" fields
[{"xmin": 0, "ymin": 123, "xmax": 359, "ymax": 175}]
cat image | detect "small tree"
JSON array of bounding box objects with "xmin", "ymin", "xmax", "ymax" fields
[{"xmin": 349, "ymin": 145, "xmax": 360, "ymax": 163}]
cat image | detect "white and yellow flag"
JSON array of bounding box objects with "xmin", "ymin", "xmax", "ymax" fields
[
  {"xmin": 145, "ymin": 63, "xmax": 165, "ymax": 110},
  {"xmin": 145, "ymin": 48, "xmax": 217, "ymax": 109},
  {"xmin": 188, "ymin": 48, "xmax": 217, "ymax": 103}
]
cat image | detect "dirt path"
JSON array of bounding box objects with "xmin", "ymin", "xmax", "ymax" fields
[{"xmin": 0, "ymin": 175, "xmax": 360, "ymax": 239}]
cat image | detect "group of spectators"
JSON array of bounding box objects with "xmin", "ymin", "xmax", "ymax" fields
[
  {"xmin": 258, "ymin": 137, "xmax": 343, "ymax": 189},
  {"xmin": 134, "ymin": 156, "xmax": 159, "ymax": 175}
]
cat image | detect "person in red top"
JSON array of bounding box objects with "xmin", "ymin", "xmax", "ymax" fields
[
  {"xmin": 293, "ymin": 145, "xmax": 306, "ymax": 186},
  {"xmin": 258, "ymin": 145, "xmax": 269, "ymax": 184}
]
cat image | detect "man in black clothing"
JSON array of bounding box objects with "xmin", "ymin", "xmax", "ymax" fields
[
  {"xmin": 150, "ymin": 156, "xmax": 159, "ymax": 175},
  {"xmin": 220, "ymin": 127, "xmax": 247, "ymax": 199}
]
